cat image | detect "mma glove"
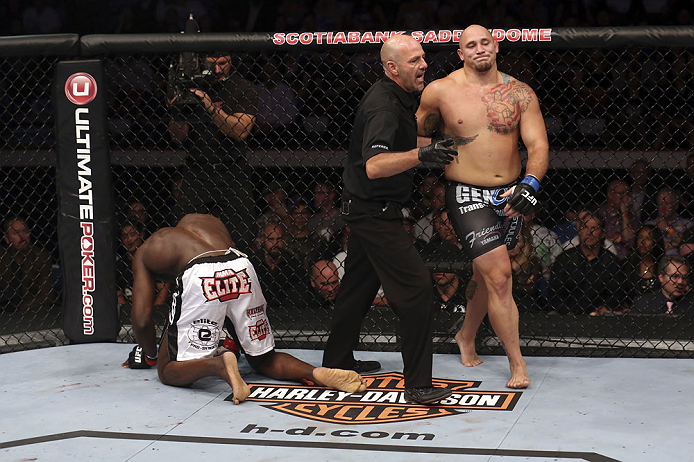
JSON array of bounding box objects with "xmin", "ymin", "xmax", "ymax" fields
[
  {"xmin": 507, "ymin": 175, "xmax": 541, "ymax": 216},
  {"xmin": 126, "ymin": 344, "xmax": 157, "ymax": 369},
  {"xmin": 418, "ymin": 138, "xmax": 457, "ymax": 166}
]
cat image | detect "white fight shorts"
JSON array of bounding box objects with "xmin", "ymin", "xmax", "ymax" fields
[{"xmin": 166, "ymin": 251, "xmax": 275, "ymax": 361}]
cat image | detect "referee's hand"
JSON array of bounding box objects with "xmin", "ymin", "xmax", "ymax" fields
[{"xmin": 418, "ymin": 139, "xmax": 457, "ymax": 166}]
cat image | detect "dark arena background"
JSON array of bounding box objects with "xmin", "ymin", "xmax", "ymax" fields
[
  {"xmin": 1, "ymin": 26, "xmax": 693, "ymax": 358},
  {"xmin": 2, "ymin": 23, "xmax": 694, "ymax": 462}
]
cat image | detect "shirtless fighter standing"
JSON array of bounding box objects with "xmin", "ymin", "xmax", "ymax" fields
[{"xmin": 416, "ymin": 25, "xmax": 549, "ymax": 388}]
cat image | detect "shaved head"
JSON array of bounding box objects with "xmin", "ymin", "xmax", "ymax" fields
[
  {"xmin": 380, "ymin": 34, "xmax": 420, "ymax": 67},
  {"xmin": 459, "ymin": 24, "xmax": 493, "ymax": 48},
  {"xmin": 379, "ymin": 34, "xmax": 427, "ymax": 92},
  {"xmin": 457, "ymin": 24, "xmax": 497, "ymax": 73}
]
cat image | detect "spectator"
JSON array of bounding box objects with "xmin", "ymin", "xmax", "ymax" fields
[
  {"xmin": 250, "ymin": 222, "xmax": 309, "ymax": 311},
  {"xmin": 284, "ymin": 196, "xmax": 324, "ymax": 270},
  {"xmin": 0, "ymin": 217, "xmax": 54, "ymax": 312},
  {"xmin": 551, "ymin": 208, "xmax": 580, "ymax": 245},
  {"xmin": 631, "ymin": 255, "xmax": 694, "ymax": 315},
  {"xmin": 257, "ymin": 181, "xmax": 291, "ymax": 230},
  {"xmin": 509, "ymin": 224, "xmax": 543, "ymax": 311},
  {"xmin": 680, "ymin": 153, "xmax": 694, "ymax": 219},
  {"xmin": 308, "ymin": 180, "xmax": 344, "ymax": 243},
  {"xmin": 626, "ymin": 224, "xmax": 666, "ymax": 305},
  {"xmin": 117, "ymin": 220, "xmax": 170, "ymax": 307},
  {"xmin": 308, "ymin": 259, "xmax": 340, "ymax": 309},
  {"xmin": 432, "ymin": 270, "xmax": 465, "ymax": 312},
  {"xmin": 645, "ymin": 187, "xmax": 693, "ymax": 255},
  {"xmin": 420, "ymin": 208, "xmax": 463, "ymax": 263},
  {"xmin": 526, "ymin": 212, "xmax": 563, "ymax": 282},
  {"xmin": 598, "ymin": 178, "xmax": 637, "ymax": 260},
  {"xmin": 548, "ymin": 210, "xmax": 626, "ymax": 315},
  {"xmin": 22, "ymin": 0, "xmax": 62, "ymax": 34},
  {"xmin": 411, "ymin": 173, "xmax": 439, "ymax": 220},
  {"xmin": 253, "ymin": 57, "xmax": 299, "ymax": 145},
  {"xmin": 414, "ymin": 180, "xmax": 446, "ymax": 243},
  {"xmin": 402, "ymin": 207, "xmax": 427, "ymax": 251},
  {"xmin": 627, "ymin": 158, "xmax": 657, "ymax": 224}
]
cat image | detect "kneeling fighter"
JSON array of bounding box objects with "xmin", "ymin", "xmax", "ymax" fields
[
  {"xmin": 125, "ymin": 213, "xmax": 366, "ymax": 403},
  {"xmin": 416, "ymin": 25, "xmax": 549, "ymax": 388}
]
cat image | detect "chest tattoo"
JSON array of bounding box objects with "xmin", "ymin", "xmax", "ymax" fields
[{"xmin": 481, "ymin": 82, "xmax": 533, "ymax": 134}]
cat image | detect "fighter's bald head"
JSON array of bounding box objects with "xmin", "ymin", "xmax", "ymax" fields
[
  {"xmin": 459, "ymin": 24, "xmax": 493, "ymax": 49},
  {"xmin": 380, "ymin": 34, "xmax": 419, "ymax": 67}
]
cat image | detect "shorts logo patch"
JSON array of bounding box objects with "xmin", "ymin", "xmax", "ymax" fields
[
  {"xmin": 230, "ymin": 372, "xmax": 522, "ymax": 424},
  {"xmin": 249, "ymin": 319, "xmax": 270, "ymax": 341},
  {"xmin": 246, "ymin": 306, "xmax": 265, "ymax": 319},
  {"xmin": 187, "ymin": 319, "xmax": 221, "ymax": 351},
  {"xmin": 201, "ymin": 269, "xmax": 251, "ymax": 302},
  {"xmin": 455, "ymin": 185, "xmax": 510, "ymax": 207}
]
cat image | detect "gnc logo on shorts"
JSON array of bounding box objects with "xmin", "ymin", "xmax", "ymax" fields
[
  {"xmin": 233, "ymin": 372, "xmax": 522, "ymax": 424},
  {"xmin": 65, "ymin": 73, "xmax": 98, "ymax": 105}
]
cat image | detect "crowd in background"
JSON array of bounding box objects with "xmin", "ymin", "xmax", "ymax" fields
[
  {"xmin": 2, "ymin": 0, "xmax": 694, "ymax": 322},
  {"xmin": 2, "ymin": 0, "xmax": 693, "ymax": 36}
]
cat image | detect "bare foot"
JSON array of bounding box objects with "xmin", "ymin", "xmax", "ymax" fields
[
  {"xmin": 454, "ymin": 330, "xmax": 482, "ymax": 367},
  {"xmin": 506, "ymin": 361, "xmax": 530, "ymax": 389},
  {"xmin": 221, "ymin": 352, "xmax": 250, "ymax": 404},
  {"xmin": 313, "ymin": 367, "xmax": 367, "ymax": 393}
]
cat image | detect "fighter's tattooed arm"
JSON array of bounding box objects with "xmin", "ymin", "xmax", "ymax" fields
[
  {"xmin": 508, "ymin": 81, "xmax": 533, "ymax": 113},
  {"xmin": 421, "ymin": 112, "xmax": 441, "ymax": 137}
]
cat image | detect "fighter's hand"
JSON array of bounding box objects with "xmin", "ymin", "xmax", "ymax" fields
[
  {"xmin": 501, "ymin": 175, "xmax": 540, "ymax": 217},
  {"xmin": 418, "ymin": 138, "xmax": 457, "ymax": 166},
  {"xmin": 123, "ymin": 344, "xmax": 157, "ymax": 369}
]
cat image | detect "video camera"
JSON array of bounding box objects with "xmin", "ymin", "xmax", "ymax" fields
[{"xmin": 166, "ymin": 13, "xmax": 215, "ymax": 109}]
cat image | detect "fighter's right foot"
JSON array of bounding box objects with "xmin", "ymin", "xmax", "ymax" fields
[
  {"xmin": 313, "ymin": 367, "xmax": 367, "ymax": 393},
  {"xmin": 222, "ymin": 351, "xmax": 250, "ymax": 404},
  {"xmin": 455, "ymin": 330, "xmax": 482, "ymax": 367}
]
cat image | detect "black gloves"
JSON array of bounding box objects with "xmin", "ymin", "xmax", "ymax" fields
[
  {"xmin": 507, "ymin": 175, "xmax": 540, "ymax": 215},
  {"xmin": 125, "ymin": 344, "xmax": 157, "ymax": 369},
  {"xmin": 418, "ymin": 138, "xmax": 457, "ymax": 166}
]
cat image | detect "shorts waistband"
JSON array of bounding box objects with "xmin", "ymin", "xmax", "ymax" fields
[{"xmin": 447, "ymin": 179, "xmax": 517, "ymax": 190}]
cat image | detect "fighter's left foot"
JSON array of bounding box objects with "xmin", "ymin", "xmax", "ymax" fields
[
  {"xmin": 222, "ymin": 352, "xmax": 250, "ymax": 404},
  {"xmin": 313, "ymin": 367, "xmax": 367, "ymax": 393},
  {"xmin": 506, "ymin": 362, "xmax": 530, "ymax": 389}
]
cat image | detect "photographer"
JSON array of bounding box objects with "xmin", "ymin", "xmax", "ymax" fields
[{"xmin": 167, "ymin": 51, "xmax": 259, "ymax": 252}]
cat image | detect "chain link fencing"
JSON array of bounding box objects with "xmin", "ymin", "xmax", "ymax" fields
[{"xmin": 1, "ymin": 28, "xmax": 693, "ymax": 357}]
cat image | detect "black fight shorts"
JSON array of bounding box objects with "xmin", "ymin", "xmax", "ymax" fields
[{"xmin": 445, "ymin": 181, "xmax": 523, "ymax": 260}]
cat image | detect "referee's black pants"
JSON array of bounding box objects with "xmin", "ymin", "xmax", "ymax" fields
[{"xmin": 322, "ymin": 199, "xmax": 435, "ymax": 388}]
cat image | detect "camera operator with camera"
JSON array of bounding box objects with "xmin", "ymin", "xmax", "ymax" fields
[{"xmin": 167, "ymin": 46, "xmax": 259, "ymax": 253}]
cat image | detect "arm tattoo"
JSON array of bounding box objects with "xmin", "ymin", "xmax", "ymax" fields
[
  {"xmin": 452, "ymin": 134, "xmax": 478, "ymax": 146},
  {"xmin": 509, "ymin": 82, "xmax": 533, "ymax": 113},
  {"xmin": 422, "ymin": 113, "xmax": 440, "ymax": 137},
  {"xmin": 465, "ymin": 280, "xmax": 478, "ymax": 301}
]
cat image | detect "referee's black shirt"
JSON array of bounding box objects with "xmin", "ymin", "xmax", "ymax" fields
[{"xmin": 343, "ymin": 76, "xmax": 419, "ymax": 203}]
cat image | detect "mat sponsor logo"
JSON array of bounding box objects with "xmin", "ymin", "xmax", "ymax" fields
[
  {"xmin": 236, "ymin": 372, "xmax": 521, "ymax": 424},
  {"xmin": 65, "ymin": 73, "xmax": 98, "ymax": 105}
]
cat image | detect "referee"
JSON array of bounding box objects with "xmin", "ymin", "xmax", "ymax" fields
[{"xmin": 322, "ymin": 34, "xmax": 456, "ymax": 405}]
